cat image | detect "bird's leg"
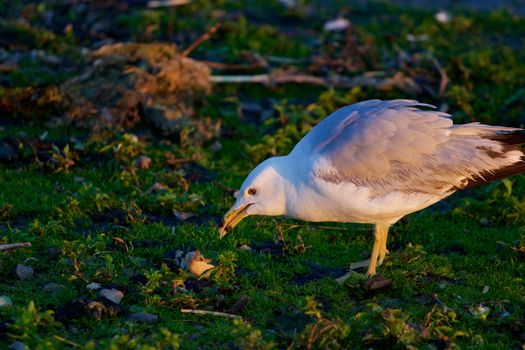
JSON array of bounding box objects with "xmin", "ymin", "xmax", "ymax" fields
[
  {"xmin": 366, "ymin": 224, "xmax": 390, "ymax": 276},
  {"xmin": 377, "ymin": 225, "xmax": 390, "ymax": 266},
  {"xmin": 366, "ymin": 227, "xmax": 381, "ymax": 277}
]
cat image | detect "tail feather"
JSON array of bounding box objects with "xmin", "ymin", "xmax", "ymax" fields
[
  {"xmin": 487, "ymin": 129, "xmax": 525, "ymax": 146},
  {"xmin": 463, "ymin": 129, "xmax": 525, "ymax": 189}
]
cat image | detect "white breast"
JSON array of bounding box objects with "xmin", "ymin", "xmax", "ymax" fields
[{"xmin": 285, "ymin": 177, "xmax": 444, "ymax": 225}]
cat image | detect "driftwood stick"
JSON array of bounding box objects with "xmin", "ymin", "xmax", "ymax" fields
[
  {"xmin": 180, "ymin": 308, "xmax": 242, "ymax": 319},
  {"xmin": 147, "ymin": 0, "xmax": 190, "ymax": 9},
  {"xmin": 165, "ymin": 157, "xmax": 198, "ymax": 166},
  {"xmin": 210, "ymin": 73, "xmax": 326, "ymax": 85},
  {"xmin": 210, "ymin": 71, "xmax": 420, "ymax": 94},
  {"xmin": 0, "ymin": 242, "xmax": 32, "ymax": 252},
  {"xmin": 182, "ymin": 23, "xmax": 221, "ymax": 57}
]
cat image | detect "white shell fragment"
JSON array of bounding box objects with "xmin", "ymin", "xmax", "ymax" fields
[
  {"xmin": 86, "ymin": 282, "xmax": 102, "ymax": 291},
  {"xmin": 323, "ymin": 18, "xmax": 350, "ymax": 32},
  {"xmin": 174, "ymin": 250, "xmax": 215, "ymax": 278},
  {"xmin": 435, "ymin": 10, "xmax": 452, "ymax": 23},
  {"xmin": 185, "ymin": 251, "xmax": 215, "ymax": 278}
]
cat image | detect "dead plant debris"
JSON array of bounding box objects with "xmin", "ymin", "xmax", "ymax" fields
[{"xmin": 59, "ymin": 43, "xmax": 218, "ymax": 142}]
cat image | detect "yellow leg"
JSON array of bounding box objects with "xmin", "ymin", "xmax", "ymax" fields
[
  {"xmin": 366, "ymin": 224, "xmax": 390, "ymax": 276},
  {"xmin": 377, "ymin": 226, "xmax": 390, "ymax": 266}
]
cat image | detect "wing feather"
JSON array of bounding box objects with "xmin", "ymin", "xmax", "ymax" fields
[{"xmin": 294, "ymin": 99, "xmax": 524, "ymax": 196}]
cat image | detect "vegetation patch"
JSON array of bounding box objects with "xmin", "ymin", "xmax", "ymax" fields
[{"xmin": 0, "ymin": 0, "xmax": 524, "ymax": 348}]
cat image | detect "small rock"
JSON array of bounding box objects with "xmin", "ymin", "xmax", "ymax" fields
[
  {"xmin": 406, "ymin": 33, "xmax": 429, "ymax": 42},
  {"xmin": 15, "ymin": 264, "xmax": 33, "ymax": 280},
  {"xmin": 173, "ymin": 211, "xmax": 195, "ymax": 221},
  {"xmin": 135, "ymin": 155, "xmax": 152, "ymax": 169},
  {"xmin": 8, "ymin": 341, "xmax": 27, "ymax": 350},
  {"xmin": 482, "ymin": 285, "xmax": 490, "ymax": 294},
  {"xmin": 99, "ymin": 288, "xmax": 124, "ymax": 304},
  {"xmin": 86, "ymin": 282, "xmax": 102, "ymax": 291},
  {"xmin": 42, "ymin": 283, "xmax": 65, "ymax": 294},
  {"xmin": 323, "ymin": 18, "xmax": 350, "ymax": 32},
  {"xmin": 128, "ymin": 312, "xmax": 159, "ymax": 323},
  {"xmin": 0, "ymin": 295, "xmax": 13, "ymax": 307},
  {"xmin": 239, "ymin": 244, "xmax": 252, "ymax": 251}
]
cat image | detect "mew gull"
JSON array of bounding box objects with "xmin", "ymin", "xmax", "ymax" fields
[{"xmin": 219, "ymin": 99, "xmax": 525, "ymax": 276}]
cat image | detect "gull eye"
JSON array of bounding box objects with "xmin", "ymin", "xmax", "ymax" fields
[{"xmin": 247, "ymin": 188, "xmax": 257, "ymax": 195}]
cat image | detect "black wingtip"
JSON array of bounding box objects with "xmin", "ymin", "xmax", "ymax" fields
[{"xmin": 462, "ymin": 156, "xmax": 525, "ymax": 189}]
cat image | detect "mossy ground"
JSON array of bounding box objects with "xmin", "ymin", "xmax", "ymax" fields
[{"xmin": 0, "ymin": 1, "xmax": 525, "ymax": 349}]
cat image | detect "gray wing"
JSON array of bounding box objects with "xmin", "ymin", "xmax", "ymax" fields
[{"xmin": 296, "ymin": 99, "xmax": 524, "ymax": 195}]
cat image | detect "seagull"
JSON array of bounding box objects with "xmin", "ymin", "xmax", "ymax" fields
[{"xmin": 219, "ymin": 99, "xmax": 525, "ymax": 276}]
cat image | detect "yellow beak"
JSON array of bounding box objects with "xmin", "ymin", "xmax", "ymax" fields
[{"xmin": 219, "ymin": 204, "xmax": 251, "ymax": 238}]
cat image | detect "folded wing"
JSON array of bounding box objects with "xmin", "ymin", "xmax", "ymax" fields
[{"xmin": 300, "ymin": 99, "xmax": 525, "ymax": 196}]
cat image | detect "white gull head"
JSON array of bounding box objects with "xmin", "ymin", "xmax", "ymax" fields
[{"xmin": 219, "ymin": 156, "xmax": 290, "ymax": 237}]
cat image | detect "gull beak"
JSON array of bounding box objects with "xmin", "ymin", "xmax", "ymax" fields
[{"xmin": 219, "ymin": 204, "xmax": 252, "ymax": 238}]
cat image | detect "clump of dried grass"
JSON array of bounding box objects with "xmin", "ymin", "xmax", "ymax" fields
[{"xmin": 60, "ymin": 43, "xmax": 218, "ymax": 143}]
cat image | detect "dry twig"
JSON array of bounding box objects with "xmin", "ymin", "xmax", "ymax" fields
[
  {"xmin": 180, "ymin": 308, "xmax": 242, "ymax": 319},
  {"xmin": 210, "ymin": 71, "xmax": 421, "ymax": 94},
  {"xmin": 183, "ymin": 23, "xmax": 222, "ymax": 57},
  {"xmin": 165, "ymin": 156, "xmax": 198, "ymax": 166},
  {"xmin": 0, "ymin": 242, "xmax": 31, "ymax": 252},
  {"xmin": 431, "ymin": 57, "xmax": 450, "ymax": 96}
]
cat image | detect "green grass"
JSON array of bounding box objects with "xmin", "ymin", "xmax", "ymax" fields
[{"xmin": 1, "ymin": 0, "xmax": 525, "ymax": 349}]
